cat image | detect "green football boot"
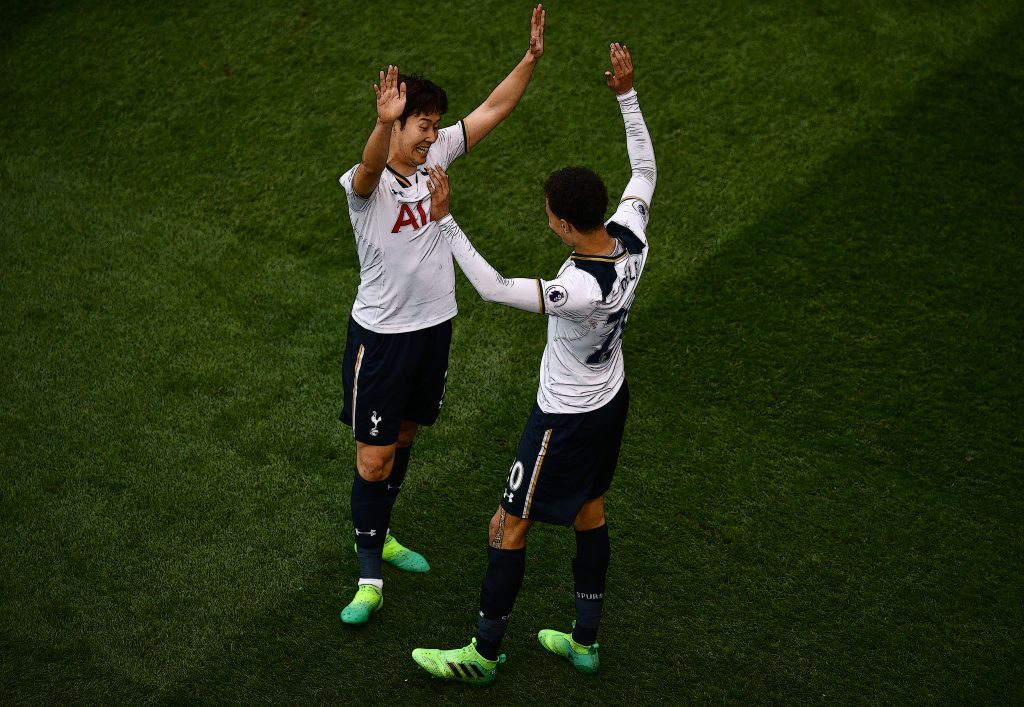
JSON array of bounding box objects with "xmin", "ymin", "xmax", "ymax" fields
[
  {"xmin": 537, "ymin": 626, "xmax": 600, "ymax": 674},
  {"xmin": 339, "ymin": 584, "xmax": 383, "ymax": 625},
  {"xmin": 411, "ymin": 637, "xmax": 506, "ymax": 685},
  {"xmin": 352, "ymin": 533, "xmax": 430, "ymax": 573}
]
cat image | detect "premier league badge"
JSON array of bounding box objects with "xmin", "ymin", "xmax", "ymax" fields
[{"xmin": 545, "ymin": 285, "xmax": 568, "ymax": 306}]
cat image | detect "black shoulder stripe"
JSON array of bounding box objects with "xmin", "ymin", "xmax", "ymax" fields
[
  {"xmin": 571, "ymin": 259, "xmax": 616, "ymax": 300},
  {"xmin": 607, "ymin": 220, "xmax": 646, "ymax": 254},
  {"xmin": 460, "ymin": 119, "xmax": 470, "ymax": 154}
]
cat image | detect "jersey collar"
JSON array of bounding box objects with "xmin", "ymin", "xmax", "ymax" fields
[{"xmin": 386, "ymin": 164, "xmax": 414, "ymax": 189}]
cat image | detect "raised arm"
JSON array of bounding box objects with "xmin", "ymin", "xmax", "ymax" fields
[
  {"xmin": 426, "ymin": 167, "xmax": 544, "ymax": 314},
  {"xmin": 606, "ymin": 44, "xmax": 656, "ymax": 208},
  {"xmin": 462, "ymin": 4, "xmax": 545, "ymax": 151},
  {"xmin": 350, "ymin": 65, "xmax": 406, "ymax": 198}
]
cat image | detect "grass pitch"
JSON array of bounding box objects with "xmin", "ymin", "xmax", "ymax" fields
[{"xmin": 2, "ymin": 1, "xmax": 1022, "ymax": 703}]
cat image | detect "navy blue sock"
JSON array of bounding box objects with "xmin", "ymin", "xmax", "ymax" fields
[
  {"xmin": 350, "ymin": 468, "xmax": 391, "ymax": 580},
  {"xmin": 387, "ymin": 445, "xmax": 412, "ymax": 500},
  {"xmin": 572, "ymin": 524, "xmax": 610, "ymax": 646},
  {"xmin": 475, "ymin": 546, "xmax": 526, "ymax": 660}
]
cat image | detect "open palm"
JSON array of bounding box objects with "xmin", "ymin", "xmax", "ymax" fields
[
  {"xmin": 374, "ymin": 64, "xmax": 406, "ymax": 123},
  {"xmin": 604, "ymin": 43, "xmax": 634, "ymax": 95},
  {"xmin": 528, "ymin": 4, "xmax": 546, "ymax": 60}
]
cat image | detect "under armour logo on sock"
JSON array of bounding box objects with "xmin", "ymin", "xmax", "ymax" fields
[{"xmin": 355, "ymin": 528, "xmax": 378, "ymax": 537}]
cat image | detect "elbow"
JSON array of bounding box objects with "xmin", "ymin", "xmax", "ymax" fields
[
  {"xmin": 477, "ymin": 280, "xmax": 512, "ymax": 305},
  {"xmin": 634, "ymin": 162, "xmax": 657, "ymax": 189},
  {"xmin": 640, "ymin": 164, "xmax": 657, "ymax": 184},
  {"xmin": 480, "ymin": 289, "xmax": 502, "ymax": 305},
  {"xmin": 482, "ymin": 103, "xmax": 514, "ymax": 125}
]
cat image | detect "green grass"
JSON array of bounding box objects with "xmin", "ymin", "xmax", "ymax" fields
[{"xmin": 2, "ymin": 0, "xmax": 1022, "ymax": 703}]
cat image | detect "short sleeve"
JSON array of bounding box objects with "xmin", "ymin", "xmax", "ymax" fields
[
  {"xmin": 427, "ymin": 121, "xmax": 469, "ymax": 170},
  {"xmin": 339, "ymin": 164, "xmax": 375, "ymax": 212},
  {"xmin": 539, "ymin": 267, "xmax": 601, "ymax": 322}
]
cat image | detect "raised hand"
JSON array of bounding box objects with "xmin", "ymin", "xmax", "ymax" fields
[
  {"xmin": 374, "ymin": 65, "xmax": 406, "ymax": 124},
  {"xmin": 528, "ymin": 4, "xmax": 546, "ymax": 61},
  {"xmin": 426, "ymin": 166, "xmax": 451, "ymax": 221},
  {"xmin": 605, "ymin": 43, "xmax": 634, "ymax": 95}
]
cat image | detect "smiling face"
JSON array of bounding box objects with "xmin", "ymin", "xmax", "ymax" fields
[{"xmin": 392, "ymin": 112, "xmax": 441, "ymax": 170}]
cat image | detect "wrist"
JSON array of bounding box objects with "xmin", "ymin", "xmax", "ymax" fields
[{"xmin": 615, "ymin": 87, "xmax": 637, "ymax": 100}]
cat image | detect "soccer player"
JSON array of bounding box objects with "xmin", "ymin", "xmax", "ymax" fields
[
  {"xmin": 411, "ymin": 43, "xmax": 655, "ymax": 683},
  {"xmin": 337, "ymin": 6, "xmax": 547, "ymax": 624}
]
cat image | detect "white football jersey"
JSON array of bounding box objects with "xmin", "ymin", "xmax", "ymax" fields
[
  {"xmin": 339, "ymin": 121, "xmax": 468, "ymax": 333},
  {"xmin": 535, "ymin": 199, "xmax": 650, "ymax": 413},
  {"xmin": 435, "ymin": 87, "xmax": 656, "ymax": 415}
]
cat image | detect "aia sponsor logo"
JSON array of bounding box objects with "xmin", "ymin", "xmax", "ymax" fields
[{"xmin": 392, "ymin": 199, "xmax": 431, "ymax": 233}]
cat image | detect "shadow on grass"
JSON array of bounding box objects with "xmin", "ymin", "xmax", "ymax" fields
[
  {"xmin": 0, "ymin": 1, "xmax": 64, "ymax": 47},
  {"xmin": 618, "ymin": 5, "xmax": 1024, "ymax": 703}
]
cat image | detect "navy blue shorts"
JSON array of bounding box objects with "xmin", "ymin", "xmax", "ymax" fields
[
  {"xmin": 500, "ymin": 381, "xmax": 629, "ymax": 526},
  {"xmin": 339, "ymin": 316, "xmax": 452, "ymax": 445}
]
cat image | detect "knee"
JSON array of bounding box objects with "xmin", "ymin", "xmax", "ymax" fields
[
  {"xmin": 357, "ymin": 462, "xmax": 389, "ymax": 483},
  {"xmin": 396, "ymin": 424, "xmax": 418, "ymax": 448},
  {"xmin": 573, "ymin": 500, "xmax": 606, "ymax": 532},
  {"xmin": 574, "ymin": 514, "xmax": 606, "ymax": 532},
  {"xmin": 356, "ymin": 448, "xmax": 394, "ymax": 483},
  {"xmin": 488, "ymin": 508, "xmax": 530, "ymax": 549},
  {"xmin": 488, "ymin": 511, "xmax": 502, "ymax": 542}
]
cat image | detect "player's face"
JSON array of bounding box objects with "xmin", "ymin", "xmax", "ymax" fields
[
  {"xmin": 395, "ymin": 112, "xmax": 441, "ymax": 167},
  {"xmin": 545, "ymin": 199, "xmax": 574, "ymax": 246}
]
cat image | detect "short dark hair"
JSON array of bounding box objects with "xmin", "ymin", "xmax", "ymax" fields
[
  {"xmin": 543, "ymin": 167, "xmax": 609, "ymax": 232},
  {"xmin": 397, "ymin": 74, "xmax": 448, "ymax": 127}
]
